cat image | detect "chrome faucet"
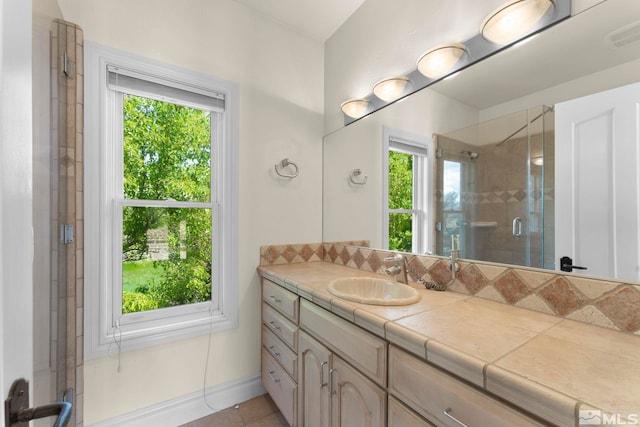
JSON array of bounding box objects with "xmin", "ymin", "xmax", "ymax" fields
[{"xmin": 384, "ymin": 254, "xmax": 409, "ymax": 284}]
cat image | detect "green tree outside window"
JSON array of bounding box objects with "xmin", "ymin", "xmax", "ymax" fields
[{"xmin": 121, "ymin": 95, "xmax": 213, "ymax": 313}]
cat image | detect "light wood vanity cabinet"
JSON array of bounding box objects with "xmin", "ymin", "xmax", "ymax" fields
[
  {"xmin": 261, "ymin": 277, "xmax": 546, "ymax": 427},
  {"xmin": 261, "ymin": 280, "xmax": 299, "ymax": 426},
  {"xmin": 299, "ymin": 299, "xmax": 387, "ymax": 386},
  {"xmin": 298, "ymin": 330, "xmax": 386, "ymax": 427},
  {"xmin": 389, "ymin": 346, "xmax": 546, "ymax": 427}
]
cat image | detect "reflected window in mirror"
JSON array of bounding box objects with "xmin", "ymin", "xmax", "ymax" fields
[
  {"xmin": 384, "ymin": 135, "xmax": 431, "ymax": 253},
  {"xmin": 442, "ymin": 160, "xmax": 465, "ymax": 257}
]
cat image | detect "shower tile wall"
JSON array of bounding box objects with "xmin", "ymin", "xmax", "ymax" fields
[
  {"xmin": 437, "ymin": 128, "xmax": 555, "ymax": 269},
  {"xmin": 51, "ymin": 19, "xmax": 84, "ymax": 427}
]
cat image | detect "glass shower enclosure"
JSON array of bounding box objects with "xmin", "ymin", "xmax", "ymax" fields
[{"xmin": 434, "ymin": 105, "xmax": 554, "ymax": 269}]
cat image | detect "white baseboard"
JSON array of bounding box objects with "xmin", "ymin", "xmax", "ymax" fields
[{"xmin": 87, "ymin": 373, "xmax": 265, "ymax": 427}]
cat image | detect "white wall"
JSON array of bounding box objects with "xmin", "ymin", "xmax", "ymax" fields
[
  {"xmin": 57, "ymin": 0, "xmax": 324, "ymax": 424},
  {"xmin": 0, "ymin": 0, "xmax": 34, "ymax": 415},
  {"xmin": 479, "ymin": 57, "xmax": 640, "ymax": 121}
]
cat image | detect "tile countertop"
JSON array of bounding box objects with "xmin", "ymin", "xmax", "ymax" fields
[{"xmin": 257, "ymin": 261, "xmax": 640, "ymax": 426}]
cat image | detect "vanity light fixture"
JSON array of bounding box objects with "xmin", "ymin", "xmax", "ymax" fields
[
  {"xmin": 417, "ymin": 43, "xmax": 468, "ymax": 79},
  {"xmin": 340, "ymin": 99, "xmax": 370, "ymax": 119},
  {"xmin": 339, "ymin": 0, "xmax": 569, "ymax": 125},
  {"xmin": 531, "ymin": 156, "xmax": 544, "ymax": 166},
  {"xmin": 481, "ymin": 0, "xmax": 555, "ymax": 45},
  {"xmin": 373, "ymin": 76, "xmax": 410, "ymax": 102}
]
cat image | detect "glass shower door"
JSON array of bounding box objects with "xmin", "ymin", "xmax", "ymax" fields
[{"xmin": 435, "ymin": 105, "xmax": 554, "ymax": 269}]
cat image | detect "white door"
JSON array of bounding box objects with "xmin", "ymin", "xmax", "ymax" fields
[
  {"xmin": 1, "ymin": 0, "xmax": 35, "ymax": 420},
  {"xmin": 555, "ymin": 82, "xmax": 640, "ymax": 281}
]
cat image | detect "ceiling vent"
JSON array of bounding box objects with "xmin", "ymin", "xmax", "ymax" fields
[{"xmin": 606, "ymin": 20, "xmax": 640, "ymax": 48}]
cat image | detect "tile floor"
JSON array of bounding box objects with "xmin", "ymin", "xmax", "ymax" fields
[{"xmin": 180, "ymin": 394, "xmax": 289, "ymax": 427}]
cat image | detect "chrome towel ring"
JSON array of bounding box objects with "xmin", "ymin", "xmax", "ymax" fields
[
  {"xmin": 349, "ymin": 168, "xmax": 368, "ymax": 185},
  {"xmin": 274, "ymin": 158, "xmax": 299, "ymax": 178}
]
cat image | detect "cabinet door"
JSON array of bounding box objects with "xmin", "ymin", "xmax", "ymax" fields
[
  {"xmin": 298, "ymin": 331, "xmax": 332, "ymax": 427},
  {"xmin": 331, "ymin": 356, "xmax": 386, "ymax": 427}
]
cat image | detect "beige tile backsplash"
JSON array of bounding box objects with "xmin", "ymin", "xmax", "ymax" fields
[{"xmin": 259, "ymin": 242, "xmax": 640, "ymax": 335}]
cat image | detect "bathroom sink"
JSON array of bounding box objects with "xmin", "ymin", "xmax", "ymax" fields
[{"xmin": 327, "ymin": 277, "xmax": 420, "ymax": 306}]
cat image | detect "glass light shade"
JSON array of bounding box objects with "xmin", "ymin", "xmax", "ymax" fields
[
  {"xmin": 417, "ymin": 44, "xmax": 467, "ymax": 79},
  {"xmin": 373, "ymin": 77, "xmax": 410, "ymax": 102},
  {"xmin": 341, "ymin": 99, "xmax": 370, "ymax": 118},
  {"xmin": 531, "ymin": 156, "xmax": 544, "ymax": 166},
  {"xmin": 482, "ymin": 0, "xmax": 554, "ymax": 45}
]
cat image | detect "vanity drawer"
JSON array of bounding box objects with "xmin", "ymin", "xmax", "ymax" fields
[
  {"xmin": 262, "ymin": 325, "xmax": 297, "ymax": 380},
  {"xmin": 389, "ymin": 346, "xmax": 544, "ymax": 427},
  {"xmin": 263, "ymin": 302, "xmax": 298, "ymax": 351},
  {"xmin": 263, "ymin": 279, "xmax": 299, "ymax": 322},
  {"xmin": 300, "ymin": 299, "xmax": 387, "ymax": 386},
  {"xmin": 262, "ymin": 347, "xmax": 297, "ymax": 427},
  {"xmin": 388, "ymin": 396, "xmax": 436, "ymax": 427}
]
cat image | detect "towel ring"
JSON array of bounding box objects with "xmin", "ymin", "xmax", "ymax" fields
[
  {"xmin": 275, "ymin": 158, "xmax": 299, "ymax": 178},
  {"xmin": 349, "ymin": 168, "xmax": 368, "ymax": 185}
]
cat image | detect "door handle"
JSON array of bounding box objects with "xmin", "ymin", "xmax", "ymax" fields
[
  {"xmin": 328, "ymin": 368, "xmax": 337, "ymax": 395},
  {"xmin": 5, "ymin": 378, "xmax": 73, "ymax": 427},
  {"xmin": 443, "ymin": 408, "xmax": 468, "ymax": 427},
  {"xmin": 560, "ymin": 256, "xmax": 587, "ymax": 272},
  {"xmin": 512, "ymin": 217, "xmax": 522, "ymax": 238},
  {"xmin": 320, "ymin": 361, "xmax": 328, "ymax": 388}
]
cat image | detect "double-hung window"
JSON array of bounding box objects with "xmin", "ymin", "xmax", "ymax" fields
[
  {"xmin": 85, "ymin": 44, "xmax": 238, "ymax": 357},
  {"xmin": 383, "ymin": 128, "xmax": 432, "ymax": 254}
]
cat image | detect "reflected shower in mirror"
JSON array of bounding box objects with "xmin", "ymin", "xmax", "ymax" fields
[{"xmin": 434, "ymin": 106, "xmax": 554, "ymax": 269}]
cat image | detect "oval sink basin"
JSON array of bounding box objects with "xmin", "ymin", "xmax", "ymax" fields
[{"xmin": 327, "ymin": 277, "xmax": 420, "ymax": 306}]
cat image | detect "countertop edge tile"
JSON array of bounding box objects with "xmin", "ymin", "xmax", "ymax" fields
[
  {"xmin": 281, "ymin": 278, "xmax": 298, "ymax": 294},
  {"xmin": 310, "ymin": 290, "xmax": 333, "ymax": 311},
  {"xmin": 258, "ymin": 269, "xmax": 286, "ymax": 288},
  {"xmin": 485, "ymin": 364, "xmax": 578, "ymax": 426},
  {"xmin": 295, "ymin": 281, "xmax": 314, "ymax": 301},
  {"xmin": 385, "ymin": 323, "xmax": 428, "ymax": 359},
  {"xmin": 331, "ymin": 297, "xmax": 356, "ymax": 322},
  {"xmin": 426, "ymin": 340, "xmax": 486, "ymax": 388},
  {"xmin": 354, "ymin": 308, "xmax": 387, "ymax": 337}
]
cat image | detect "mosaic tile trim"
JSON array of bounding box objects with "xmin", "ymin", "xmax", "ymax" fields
[
  {"xmin": 435, "ymin": 189, "xmax": 554, "ymax": 204},
  {"xmin": 259, "ymin": 241, "xmax": 370, "ymax": 266},
  {"xmin": 259, "ymin": 241, "xmax": 640, "ymax": 334},
  {"xmin": 322, "ymin": 243, "xmax": 640, "ymax": 335},
  {"xmin": 259, "ymin": 243, "xmax": 325, "ymax": 265}
]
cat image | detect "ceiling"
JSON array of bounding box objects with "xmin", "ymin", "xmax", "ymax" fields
[
  {"xmin": 433, "ymin": 0, "xmax": 640, "ymax": 111},
  {"xmin": 232, "ymin": 0, "xmax": 367, "ymax": 41}
]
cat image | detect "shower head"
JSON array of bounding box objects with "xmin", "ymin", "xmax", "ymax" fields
[{"xmin": 461, "ymin": 150, "xmax": 479, "ymax": 160}]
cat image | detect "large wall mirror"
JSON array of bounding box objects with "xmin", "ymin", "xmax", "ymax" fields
[{"xmin": 323, "ymin": 0, "xmax": 640, "ymax": 283}]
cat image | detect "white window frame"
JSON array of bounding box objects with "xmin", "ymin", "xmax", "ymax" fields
[
  {"xmin": 84, "ymin": 42, "xmax": 239, "ymax": 358},
  {"xmin": 382, "ymin": 126, "xmax": 433, "ymax": 254}
]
